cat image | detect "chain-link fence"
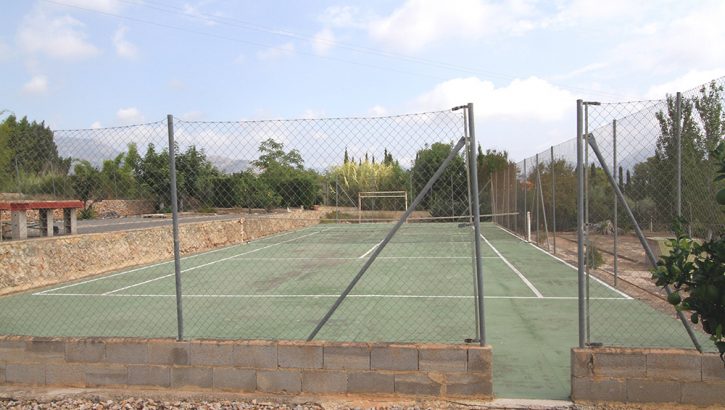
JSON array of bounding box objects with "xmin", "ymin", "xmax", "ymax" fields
[
  {"xmin": 493, "ymin": 77, "xmax": 724, "ymax": 351},
  {"xmin": 0, "ymin": 106, "xmax": 495, "ymax": 344}
]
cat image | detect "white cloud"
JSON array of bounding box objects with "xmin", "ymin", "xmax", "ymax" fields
[
  {"xmin": 301, "ymin": 109, "xmax": 326, "ymax": 119},
  {"xmin": 646, "ymin": 69, "xmax": 725, "ymax": 99},
  {"xmin": 17, "ymin": 6, "xmax": 99, "ymax": 60},
  {"xmin": 233, "ymin": 54, "xmax": 245, "ymax": 65},
  {"xmin": 257, "ymin": 42, "xmax": 295, "ymax": 61},
  {"xmin": 369, "ymin": 105, "xmax": 388, "ymax": 116},
  {"xmin": 22, "ymin": 75, "xmax": 48, "ymax": 94},
  {"xmin": 116, "ymin": 107, "xmax": 144, "ymax": 123},
  {"xmin": 367, "ymin": 0, "xmax": 536, "ymax": 53},
  {"xmin": 54, "ymin": 0, "xmax": 122, "ymax": 14},
  {"xmin": 312, "ymin": 28, "xmax": 335, "ymax": 56},
  {"xmin": 180, "ymin": 111, "xmax": 203, "ymax": 121},
  {"xmin": 90, "ymin": 121, "xmax": 102, "ymax": 129},
  {"xmin": 113, "ymin": 26, "xmax": 138, "ymax": 59},
  {"xmin": 412, "ymin": 76, "xmax": 574, "ymax": 122},
  {"xmin": 183, "ymin": 3, "xmax": 219, "ymax": 26},
  {"xmin": 319, "ymin": 6, "xmax": 369, "ymax": 29}
]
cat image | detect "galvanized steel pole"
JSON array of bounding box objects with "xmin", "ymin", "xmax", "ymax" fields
[
  {"xmin": 167, "ymin": 114, "xmax": 184, "ymax": 341},
  {"xmin": 576, "ymin": 100, "xmax": 586, "ymax": 348},
  {"xmin": 466, "ymin": 103, "xmax": 487, "ymax": 346}
]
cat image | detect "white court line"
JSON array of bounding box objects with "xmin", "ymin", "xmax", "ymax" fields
[
  {"xmin": 230, "ymin": 256, "xmax": 499, "ymax": 260},
  {"xmin": 479, "ymin": 233, "xmax": 544, "ymax": 298},
  {"xmin": 359, "ymin": 240, "xmax": 383, "ymax": 259},
  {"xmin": 33, "ymin": 226, "xmax": 316, "ymax": 296},
  {"xmin": 34, "ymin": 293, "xmax": 630, "ymax": 300},
  {"xmin": 492, "ymin": 225, "xmax": 633, "ymax": 300}
]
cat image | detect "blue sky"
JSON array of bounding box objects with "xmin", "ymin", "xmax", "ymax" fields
[{"xmin": 1, "ymin": 0, "xmax": 724, "ymax": 160}]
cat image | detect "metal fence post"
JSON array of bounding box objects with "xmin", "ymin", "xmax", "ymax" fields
[
  {"xmin": 613, "ymin": 120, "xmax": 618, "ymax": 286},
  {"xmin": 167, "ymin": 114, "xmax": 184, "ymax": 341},
  {"xmin": 675, "ymin": 91, "xmax": 682, "ymax": 218},
  {"xmin": 523, "ymin": 159, "xmax": 527, "ymax": 237},
  {"xmin": 535, "ymin": 154, "xmax": 540, "ymax": 244},
  {"xmin": 466, "ymin": 103, "xmax": 487, "ymax": 346},
  {"xmin": 576, "ymin": 100, "xmax": 586, "ymax": 348},
  {"xmin": 550, "ymin": 146, "xmax": 557, "ymax": 254}
]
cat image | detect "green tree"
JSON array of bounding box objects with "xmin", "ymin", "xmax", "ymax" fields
[
  {"xmin": 4, "ymin": 115, "xmax": 70, "ymax": 176},
  {"xmin": 253, "ymin": 139, "xmax": 319, "ymax": 208},
  {"xmin": 71, "ymin": 160, "xmax": 103, "ymax": 218},
  {"xmin": 411, "ymin": 142, "xmax": 466, "ymax": 215}
]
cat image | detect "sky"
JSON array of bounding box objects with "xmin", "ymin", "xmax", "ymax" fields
[{"xmin": 1, "ymin": 0, "xmax": 725, "ymax": 162}]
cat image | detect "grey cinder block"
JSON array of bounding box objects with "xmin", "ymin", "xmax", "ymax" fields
[
  {"xmin": 395, "ymin": 373, "xmax": 442, "ymax": 396},
  {"xmin": 347, "ymin": 371, "xmax": 394, "ymax": 393},
  {"xmin": 571, "ymin": 376, "xmax": 625, "ymax": 402},
  {"xmin": 446, "ymin": 372, "xmax": 492, "ymax": 398},
  {"xmin": 148, "ymin": 341, "xmax": 189, "ymax": 365},
  {"xmin": 419, "ymin": 347, "xmax": 467, "ymax": 372},
  {"xmin": 171, "ymin": 366, "xmax": 213, "ymax": 389},
  {"xmin": 46, "ymin": 363, "xmax": 84, "ymax": 386},
  {"xmin": 257, "ymin": 369, "xmax": 302, "ymax": 393},
  {"xmin": 233, "ymin": 342, "xmax": 277, "ymax": 369},
  {"xmin": 278, "ymin": 343, "xmax": 322, "ymax": 369},
  {"xmin": 5, "ymin": 363, "xmax": 45, "ymax": 385},
  {"xmin": 128, "ymin": 365, "xmax": 170, "ymax": 387},
  {"xmin": 213, "ymin": 367, "xmax": 256, "ymax": 391},
  {"xmin": 65, "ymin": 340, "xmax": 105, "ymax": 363},
  {"xmin": 190, "ymin": 341, "xmax": 234, "ymax": 366},
  {"xmin": 371, "ymin": 345, "xmax": 417, "ymax": 371},
  {"xmin": 626, "ymin": 378, "xmax": 682, "ymax": 403},
  {"xmin": 302, "ymin": 370, "xmax": 347, "ymax": 393},
  {"xmin": 323, "ymin": 345, "xmax": 370, "ymax": 370},
  {"xmin": 84, "ymin": 364, "xmax": 128, "ymax": 386},
  {"xmin": 105, "ymin": 342, "xmax": 148, "ymax": 364}
]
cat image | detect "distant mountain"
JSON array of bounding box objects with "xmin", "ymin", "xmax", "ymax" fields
[
  {"xmin": 207, "ymin": 155, "xmax": 251, "ymax": 174},
  {"xmin": 55, "ymin": 136, "xmax": 121, "ymax": 167}
]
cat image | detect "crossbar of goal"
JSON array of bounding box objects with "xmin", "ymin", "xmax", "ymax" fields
[{"xmin": 358, "ymin": 191, "xmax": 409, "ymax": 223}]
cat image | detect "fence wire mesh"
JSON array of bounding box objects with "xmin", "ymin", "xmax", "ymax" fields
[
  {"xmin": 0, "ymin": 108, "xmax": 490, "ymax": 343},
  {"xmin": 494, "ymin": 77, "xmax": 724, "ymax": 350}
]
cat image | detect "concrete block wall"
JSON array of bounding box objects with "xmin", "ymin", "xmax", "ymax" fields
[
  {"xmin": 571, "ymin": 347, "xmax": 725, "ymax": 406},
  {"xmin": 0, "ymin": 337, "xmax": 492, "ymax": 399}
]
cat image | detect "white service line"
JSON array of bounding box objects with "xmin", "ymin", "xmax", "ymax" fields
[
  {"xmin": 358, "ymin": 240, "xmax": 383, "ymax": 259},
  {"xmin": 101, "ymin": 231, "xmax": 321, "ymax": 295},
  {"xmin": 229, "ymin": 256, "xmax": 499, "ymax": 260},
  {"xmin": 479, "ymin": 233, "xmax": 544, "ymax": 298},
  {"xmin": 34, "ymin": 293, "xmax": 632, "ymax": 300},
  {"xmin": 33, "ymin": 226, "xmax": 311, "ymax": 296},
  {"xmin": 493, "ymin": 225, "xmax": 633, "ymax": 300}
]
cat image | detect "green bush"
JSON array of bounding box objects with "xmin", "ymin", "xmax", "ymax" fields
[
  {"xmin": 428, "ymin": 194, "xmax": 468, "ymax": 219},
  {"xmin": 585, "ymin": 245, "xmax": 604, "ymax": 269}
]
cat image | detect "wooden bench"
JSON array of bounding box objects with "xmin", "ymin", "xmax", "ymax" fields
[{"xmin": 0, "ymin": 201, "xmax": 84, "ymax": 240}]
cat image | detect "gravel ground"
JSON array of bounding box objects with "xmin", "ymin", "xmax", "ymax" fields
[{"xmin": 0, "ymin": 388, "xmax": 720, "ymax": 410}]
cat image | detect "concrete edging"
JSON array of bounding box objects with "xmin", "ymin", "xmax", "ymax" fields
[{"xmin": 0, "ymin": 336, "xmax": 492, "ymax": 399}]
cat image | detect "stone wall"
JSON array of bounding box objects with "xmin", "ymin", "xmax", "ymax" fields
[
  {"xmin": 0, "ymin": 210, "xmax": 324, "ymax": 296},
  {"xmin": 91, "ymin": 200, "xmax": 156, "ymax": 218},
  {"xmin": 0, "ymin": 200, "xmax": 156, "ymax": 222},
  {"xmin": 571, "ymin": 347, "xmax": 725, "ymax": 406},
  {"xmin": 0, "ymin": 336, "xmax": 492, "ymax": 399}
]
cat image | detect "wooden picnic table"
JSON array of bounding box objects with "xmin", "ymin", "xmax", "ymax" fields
[{"xmin": 0, "ymin": 200, "xmax": 84, "ymax": 240}]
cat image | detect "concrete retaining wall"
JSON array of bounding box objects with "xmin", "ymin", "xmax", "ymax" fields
[
  {"xmin": 571, "ymin": 347, "xmax": 725, "ymax": 406},
  {"xmin": 0, "ymin": 210, "xmax": 323, "ymax": 296},
  {"xmin": 0, "ymin": 336, "xmax": 492, "ymax": 399}
]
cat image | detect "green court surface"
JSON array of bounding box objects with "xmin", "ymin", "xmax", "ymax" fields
[{"xmin": 0, "ymin": 222, "xmax": 705, "ymax": 399}]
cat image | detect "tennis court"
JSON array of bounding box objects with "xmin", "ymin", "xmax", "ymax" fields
[{"xmin": 0, "ymin": 222, "xmax": 703, "ymax": 399}]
